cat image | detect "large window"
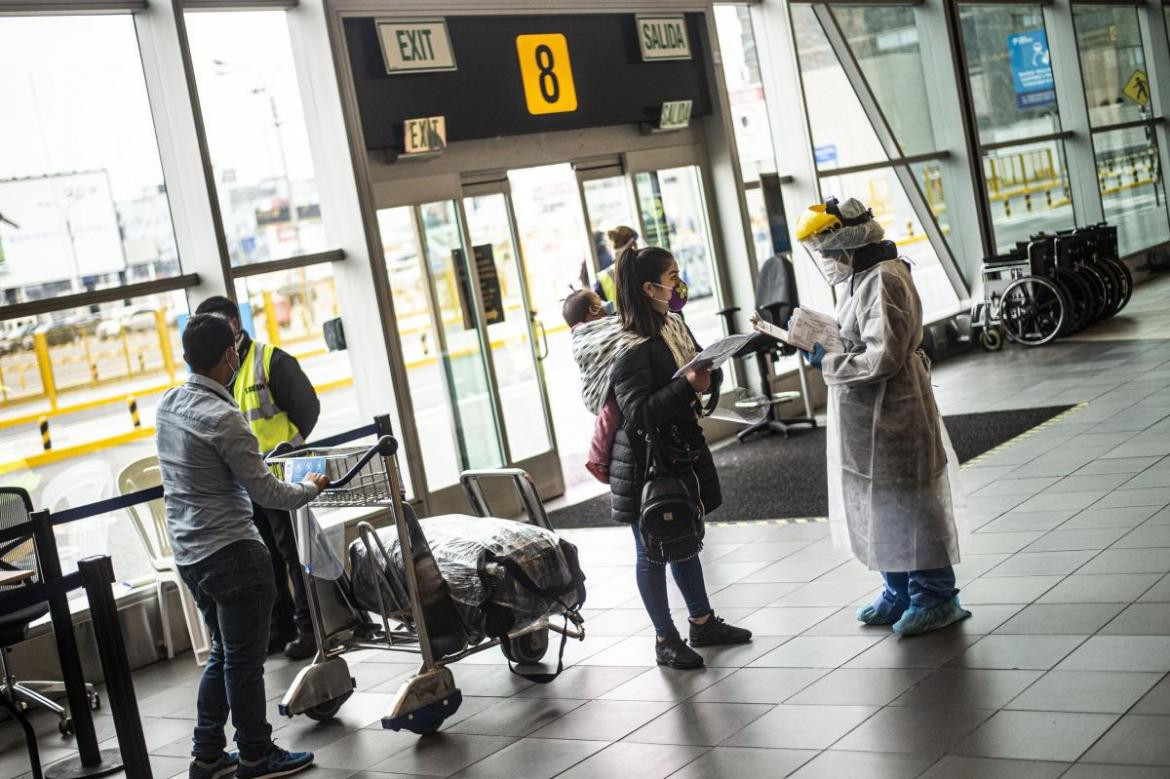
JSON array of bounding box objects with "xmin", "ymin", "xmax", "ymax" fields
[
  {"xmin": 1074, "ymin": 4, "xmax": 1169, "ymax": 256},
  {"xmin": 186, "ymin": 11, "xmax": 327, "ymax": 266},
  {"xmin": 793, "ymin": 4, "xmax": 961, "ymax": 321},
  {"xmin": 960, "ymin": 4, "xmax": 1077, "ymax": 251},
  {"xmin": 0, "ymin": 16, "xmax": 179, "ymax": 305}
]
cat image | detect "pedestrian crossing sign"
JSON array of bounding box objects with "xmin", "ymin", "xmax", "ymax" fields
[{"xmin": 1123, "ymin": 69, "xmax": 1150, "ymax": 106}]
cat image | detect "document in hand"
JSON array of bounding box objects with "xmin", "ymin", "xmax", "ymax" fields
[
  {"xmin": 671, "ymin": 333, "xmax": 754, "ymax": 379},
  {"xmin": 752, "ymin": 308, "xmax": 844, "ymax": 353}
]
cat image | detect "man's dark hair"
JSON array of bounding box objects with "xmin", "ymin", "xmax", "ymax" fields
[
  {"xmin": 562, "ymin": 289, "xmax": 595, "ymax": 327},
  {"xmin": 182, "ymin": 313, "xmax": 234, "ymax": 372},
  {"xmin": 194, "ymin": 295, "xmax": 240, "ymax": 322}
]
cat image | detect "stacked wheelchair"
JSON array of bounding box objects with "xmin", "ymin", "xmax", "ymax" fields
[{"xmin": 972, "ymin": 223, "xmax": 1133, "ymax": 350}]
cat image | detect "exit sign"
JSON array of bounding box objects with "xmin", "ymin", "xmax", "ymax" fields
[
  {"xmin": 377, "ymin": 19, "xmax": 457, "ymax": 73},
  {"xmin": 404, "ymin": 116, "xmax": 447, "ymax": 154},
  {"xmin": 636, "ymin": 15, "xmax": 691, "ymax": 61},
  {"xmin": 659, "ymin": 100, "xmax": 692, "ymax": 130}
]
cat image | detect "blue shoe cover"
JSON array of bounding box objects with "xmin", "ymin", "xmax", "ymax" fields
[
  {"xmin": 856, "ymin": 592, "xmax": 908, "ymax": 625},
  {"xmin": 892, "ymin": 597, "xmax": 971, "ymax": 636}
]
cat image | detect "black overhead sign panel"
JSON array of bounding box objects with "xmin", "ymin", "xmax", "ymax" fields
[{"xmin": 345, "ymin": 13, "xmax": 714, "ymax": 153}]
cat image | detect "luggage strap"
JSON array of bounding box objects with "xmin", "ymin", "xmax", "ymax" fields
[{"xmin": 482, "ymin": 552, "xmax": 584, "ymax": 685}]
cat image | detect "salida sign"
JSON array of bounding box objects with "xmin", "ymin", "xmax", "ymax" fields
[{"xmin": 637, "ymin": 16, "xmax": 691, "ymax": 61}]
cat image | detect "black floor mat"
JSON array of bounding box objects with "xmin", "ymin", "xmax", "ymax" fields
[{"xmin": 548, "ymin": 405, "xmax": 1073, "ymax": 529}]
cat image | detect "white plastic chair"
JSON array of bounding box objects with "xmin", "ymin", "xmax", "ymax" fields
[{"xmin": 117, "ymin": 456, "xmax": 211, "ymax": 666}]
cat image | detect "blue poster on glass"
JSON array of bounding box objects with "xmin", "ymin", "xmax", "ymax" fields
[
  {"xmin": 814, "ymin": 144, "xmax": 838, "ymax": 166},
  {"xmin": 1009, "ymin": 29, "xmax": 1055, "ymax": 110}
]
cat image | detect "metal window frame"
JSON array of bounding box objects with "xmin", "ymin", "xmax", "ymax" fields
[
  {"xmin": 0, "ymin": 1, "xmax": 146, "ymax": 14},
  {"xmin": 0, "ymin": 274, "xmax": 200, "ymax": 320},
  {"xmin": 228, "ymin": 249, "xmax": 345, "ymax": 279},
  {"xmin": 814, "ymin": 151, "xmax": 953, "ymax": 179},
  {"xmin": 183, "ymin": 0, "xmax": 299, "ymax": 11}
]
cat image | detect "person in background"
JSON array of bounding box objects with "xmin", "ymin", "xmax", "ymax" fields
[
  {"xmin": 794, "ymin": 197, "xmax": 969, "ymax": 636},
  {"xmin": 157, "ymin": 313, "xmax": 326, "ymax": 779},
  {"xmin": 595, "ymin": 225, "xmax": 638, "ymax": 305},
  {"xmin": 607, "ymin": 244, "xmax": 752, "ymax": 668},
  {"xmin": 563, "ymin": 289, "xmax": 620, "ymax": 483},
  {"xmin": 194, "ymin": 296, "xmax": 321, "ymax": 660}
]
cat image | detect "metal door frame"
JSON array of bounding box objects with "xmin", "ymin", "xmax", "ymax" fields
[{"xmin": 459, "ymin": 175, "xmax": 563, "ymax": 488}]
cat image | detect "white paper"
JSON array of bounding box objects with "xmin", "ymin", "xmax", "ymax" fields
[
  {"xmin": 671, "ymin": 333, "xmax": 753, "ymax": 379},
  {"xmin": 752, "ymin": 309, "xmax": 844, "ymax": 353}
]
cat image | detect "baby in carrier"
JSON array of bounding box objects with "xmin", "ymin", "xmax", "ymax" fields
[{"xmin": 563, "ymin": 289, "xmax": 626, "ymax": 483}]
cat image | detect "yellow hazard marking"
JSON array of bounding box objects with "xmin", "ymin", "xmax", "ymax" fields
[{"xmin": 516, "ymin": 34, "xmax": 577, "ymax": 115}]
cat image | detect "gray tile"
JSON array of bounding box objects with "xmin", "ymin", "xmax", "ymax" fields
[
  {"xmin": 978, "ymin": 511, "xmax": 1079, "ymax": 534},
  {"xmin": 1102, "ymin": 603, "xmax": 1170, "ymax": 635},
  {"xmin": 528, "ymin": 699, "xmax": 673, "ymax": 742},
  {"xmin": 788, "ymin": 750, "xmax": 936, "ymax": 778},
  {"xmin": 993, "ymin": 603, "xmax": 1125, "ymax": 635},
  {"xmin": 624, "ymin": 701, "xmax": 772, "ymax": 746},
  {"xmin": 708, "ymin": 582, "xmax": 804, "ymax": 607},
  {"xmin": 987, "ymin": 551, "xmax": 1096, "ymax": 577},
  {"xmin": 1132, "ymin": 675, "xmax": 1170, "ymax": 715},
  {"xmin": 556, "ymin": 742, "xmax": 707, "ymax": 779},
  {"xmin": 1056, "ymin": 636, "xmax": 1170, "ymax": 672},
  {"xmin": 953, "ymin": 710, "xmax": 1119, "ymax": 761},
  {"xmin": 975, "ymin": 477, "xmax": 1060, "ymax": 497},
  {"xmin": 310, "ymin": 728, "xmax": 420, "ymax": 771},
  {"xmin": 690, "ymin": 667, "xmax": 828, "ymax": 704},
  {"xmin": 748, "ymin": 635, "xmax": 883, "ymax": 668},
  {"xmin": 1049, "ymin": 473, "xmax": 1135, "ymax": 492},
  {"xmin": 1093, "ymin": 488, "xmax": 1170, "ymax": 509},
  {"xmin": 958, "ymin": 532, "xmax": 1046, "ymax": 556},
  {"xmin": 918, "ymin": 756, "xmax": 1068, "ymax": 778},
  {"xmin": 1140, "ymin": 573, "xmax": 1170, "ymax": 602},
  {"xmin": 800, "ymin": 606, "xmax": 899, "ymax": 637},
  {"xmin": 958, "ymin": 576, "xmax": 1064, "ymax": 605},
  {"xmin": 1077, "ymin": 457, "xmax": 1162, "ymax": 475},
  {"xmin": 721, "ymin": 704, "xmax": 876, "ymax": 750},
  {"xmin": 892, "ymin": 668, "xmax": 1043, "ymax": 710},
  {"xmin": 785, "ymin": 667, "xmax": 930, "ymax": 706},
  {"xmin": 578, "ymin": 609, "xmax": 653, "ymax": 636},
  {"xmin": 580, "ymin": 636, "xmax": 670, "ymax": 667},
  {"xmin": 1063, "ymin": 765, "xmax": 1170, "ymax": 778},
  {"xmin": 736, "ymin": 606, "xmax": 838, "ymax": 636},
  {"xmin": 692, "ymin": 635, "xmax": 792, "ymax": 668},
  {"xmin": 949, "ymin": 635, "xmax": 1087, "ymax": 670},
  {"xmin": 1060, "ymin": 506, "xmax": 1161, "ymax": 530},
  {"xmin": 832, "ymin": 705, "xmax": 993, "ymax": 757},
  {"xmin": 1114, "ymin": 523, "xmax": 1170, "ymax": 548},
  {"xmin": 1014, "ymin": 492, "xmax": 1109, "ymax": 513},
  {"xmin": 1038, "ymin": 573, "xmax": 1163, "ymax": 604},
  {"xmin": 846, "ymin": 632, "xmax": 981, "ymax": 670},
  {"xmin": 515, "ymin": 665, "xmax": 647, "ymax": 699},
  {"xmin": 776, "ymin": 580, "xmax": 879, "ymax": 607},
  {"xmin": 1082, "ymin": 715, "xmax": 1170, "ymax": 766},
  {"xmin": 1005, "ymin": 670, "xmax": 1162, "ymax": 714},
  {"xmin": 668, "ymin": 746, "xmax": 817, "ymax": 779},
  {"xmin": 714, "ymin": 540, "xmax": 816, "ymax": 563},
  {"xmin": 445, "ymin": 697, "xmax": 587, "ymax": 737},
  {"xmin": 368, "ymin": 733, "xmax": 515, "ymax": 776},
  {"xmin": 600, "ymin": 667, "xmax": 734, "ymax": 702},
  {"xmin": 1023, "ymin": 528, "xmax": 1129, "ymax": 552},
  {"xmin": 450, "ymin": 737, "xmax": 607, "ymax": 779}
]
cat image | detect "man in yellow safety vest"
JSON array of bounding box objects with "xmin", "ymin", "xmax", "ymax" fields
[{"xmin": 195, "ymin": 296, "xmax": 321, "ymax": 660}]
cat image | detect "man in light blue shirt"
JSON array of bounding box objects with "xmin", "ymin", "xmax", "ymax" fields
[{"xmin": 156, "ymin": 312, "xmax": 327, "ymax": 779}]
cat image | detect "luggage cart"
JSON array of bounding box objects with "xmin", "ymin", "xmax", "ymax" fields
[{"xmin": 266, "ymin": 435, "xmax": 585, "ymax": 735}]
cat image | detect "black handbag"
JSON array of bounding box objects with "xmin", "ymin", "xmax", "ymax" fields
[{"xmin": 638, "ymin": 427, "xmax": 705, "ymax": 564}]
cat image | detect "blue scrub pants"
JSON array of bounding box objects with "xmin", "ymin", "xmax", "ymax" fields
[{"xmin": 877, "ymin": 566, "xmax": 958, "ymax": 611}]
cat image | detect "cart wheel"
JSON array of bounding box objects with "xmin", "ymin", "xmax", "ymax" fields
[
  {"xmin": 1104, "ymin": 258, "xmax": 1133, "ymax": 314},
  {"xmin": 1051, "ymin": 269, "xmax": 1090, "ymax": 335},
  {"xmin": 59, "ymin": 717, "xmax": 73, "ymax": 737},
  {"xmin": 979, "ymin": 327, "xmax": 1004, "ymax": 352},
  {"xmin": 304, "ymin": 692, "xmax": 352, "ymax": 722},
  {"xmin": 412, "ymin": 718, "xmax": 445, "ymax": 736},
  {"xmin": 1093, "ymin": 259, "xmax": 1124, "ymax": 319},
  {"xmin": 1001, "ymin": 276, "xmax": 1066, "ymax": 346},
  {"xmin": 501, "ymin": 629, "xmax": 550, "ymax": 665}
]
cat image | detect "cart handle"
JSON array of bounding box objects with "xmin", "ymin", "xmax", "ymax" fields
[{"xmin": 268, "ymin": 435, "xmax": 398, "ymax": 491}]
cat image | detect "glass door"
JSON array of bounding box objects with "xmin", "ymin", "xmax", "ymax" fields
[
  {"xmin": 461, "ymin": 188, "xmax": 558, "ymax": 468},
  {"xmin": 634, "ymin": 165, "xmax": 724, "ymax": 348},
  {"xmin": 376, "ymin": 201, "xmax": 504, "ymax": 495}
]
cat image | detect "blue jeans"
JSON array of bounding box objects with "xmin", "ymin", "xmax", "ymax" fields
[
  {"xmin": 631, "ymin": 523, "xmax": 712, "ymax": 638},
  {"xmin": 178, "ymin": 540, "xmax": 277, "ymax": 762},
  {"xmin": 878, "ymin": 566, "xmax": 958, "ymax": 611}
]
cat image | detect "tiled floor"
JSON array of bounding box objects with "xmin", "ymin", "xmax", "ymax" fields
[{"xmin": 6, "ymin": 281, "xmax": 1170, "ymax": 777}]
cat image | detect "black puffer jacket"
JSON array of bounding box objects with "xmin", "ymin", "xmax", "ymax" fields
[{"xmin": 608, "ymin": 334, "xmax": 722, "ymax": 524}]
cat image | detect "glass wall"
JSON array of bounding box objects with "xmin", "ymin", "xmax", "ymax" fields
[
  {"xmin": 792, "ymin": 4, "xmax": 961, "ymax": 321},
  {"xmin": 1073, "ymin": 4, "xmax": 1169, "ymax": 256},
  {"xmin": 186, "ymin": 11, "xmax": 328, "ymax": 266},
  {"xmin": 0, "ymin": 15, "xmax": 179, "ymax": 304},
  {"xmin": 959, "ymin": 4, "xmax": 1077, "ymax": 251}
]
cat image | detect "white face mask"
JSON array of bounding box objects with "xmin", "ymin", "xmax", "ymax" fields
[{"xmin": 818, "ymin": 254, "xmax": 853, "ymax": 285}]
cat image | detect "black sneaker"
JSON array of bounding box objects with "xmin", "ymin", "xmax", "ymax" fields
[
  {"xmin": 655, "ymin": 636, "xmax": 704, "ymax": 669},
  {"xmin": 689, "ymin": 613, "xmax": 752, "ymax": 647},
  {"xmin": 283, "ymin": 632, "xmax": 317, "ymax": 661},
  {"xmin": 267, "ymin": 629, "xmax": 295, "ymax": 656}
]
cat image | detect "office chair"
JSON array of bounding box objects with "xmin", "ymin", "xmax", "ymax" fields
[
  {"xmin": 717, "ymin": 254, "xmax": 817, "ymax": 442},
  {"xmin": 0, "ymin": 487, "xmax": 98, "ymax": 738}
]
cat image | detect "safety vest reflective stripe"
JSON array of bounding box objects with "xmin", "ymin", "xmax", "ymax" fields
[
  {"xmin": 599, "ymin": 268, "xmax": 617, "ymax": 302},
  {"xmin": 234, "ymin": 341, "xmax": 303, "ymax": 452}
]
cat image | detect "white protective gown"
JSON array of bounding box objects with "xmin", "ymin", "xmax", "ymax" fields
[{"xmin": 821, "ymin": 259, "xmax": 963, "ymax": 572}]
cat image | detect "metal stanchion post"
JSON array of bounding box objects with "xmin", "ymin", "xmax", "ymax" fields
[
  {"xmin": 78, "ymin": 556, "xmax": 152, "ymax": 779},
  {"xmin": 29, "ymin": 510, "xmax": 123, "ymax": 779}
]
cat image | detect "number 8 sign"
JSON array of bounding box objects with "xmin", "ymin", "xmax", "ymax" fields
[{"xmin": 516, "ymin": 34, "xmax": 577, "ymax": 115}]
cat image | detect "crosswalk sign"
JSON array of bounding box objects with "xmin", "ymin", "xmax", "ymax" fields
[{"xmin": 1123, "ymin": 69, "xmax": 1150, "ymax": 106}]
